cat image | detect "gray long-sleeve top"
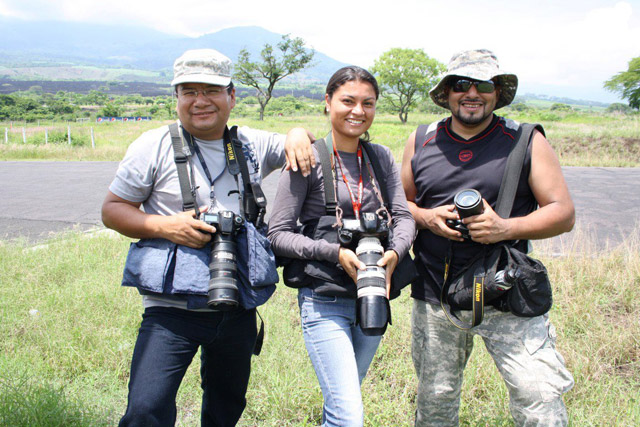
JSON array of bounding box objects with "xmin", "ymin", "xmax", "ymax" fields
[{"xmin": 267, "ymin": 142, "xmax": 415, "ymax": 263}]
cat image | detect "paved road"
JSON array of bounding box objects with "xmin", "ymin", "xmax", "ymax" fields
[{"xmin": 0, "ymin": 162, "xmax": 637, "ymax": 253}]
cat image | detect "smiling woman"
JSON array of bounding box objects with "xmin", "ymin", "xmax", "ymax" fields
[{"xmin": 267, "ymin": 66, "xmax": 416, "ymax": 427}]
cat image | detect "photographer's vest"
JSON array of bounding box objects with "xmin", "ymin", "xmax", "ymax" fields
[
  {"xmin": 410, "ymin": 115, "xmax": 538, "ymax": 304},
  {"xmin": 281, "ymin": 137, "xmax": 392, "ymax": 298}
]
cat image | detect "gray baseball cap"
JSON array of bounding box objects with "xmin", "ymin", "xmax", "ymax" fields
[
  {"xmin": 429, "ymin": 49, "xmax": 518, "ymax": 110},
  {"xmin": 171, "ymin": 49, "xmax": 233, "ymax": 87}
]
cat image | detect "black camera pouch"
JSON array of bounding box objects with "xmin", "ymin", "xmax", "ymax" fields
[
  {"xmin": 445, "ymin": 244, "xmax": 506, "ymax": 311},
  {"xmin": 442, "ymin": 242, "xmax": 553, "ymax": 329},
  {"xmin": 505, "ymin": 247, "xmax": 552, "ymax": 317},
  {"xmin": 279, "ymin": 216, "xmax": 340, "ymax": 289},
  {"xmin": 389, "ymin": 253, "xmax": 419, "ymax": 300}
]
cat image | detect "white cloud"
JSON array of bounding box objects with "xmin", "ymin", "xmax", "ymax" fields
[{"xmin": 0, "ymin": 0, "xmax": 638, "ymax": 102}]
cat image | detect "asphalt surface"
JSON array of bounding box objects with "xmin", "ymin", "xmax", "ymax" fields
[{"xmin": 0, "ymin": 161, "xmax": 637, "ymax": 253}]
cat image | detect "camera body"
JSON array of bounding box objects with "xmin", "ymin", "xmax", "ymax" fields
[
  {"xmin": 338, "ymin": 210, "xmax": 390, "ymax": 246},
  {"xmin": 446, "ymin": 189, "xmax": 483, "ymax": 239},
  {"xmin": 338, "ymin": 211, "xmax": 391, "ymax": 336},
  {"xmin": 201, "ymin": 210, "xmax": 244, "ymax": 310}
]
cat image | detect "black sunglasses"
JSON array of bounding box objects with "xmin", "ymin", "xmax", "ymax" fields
[{"xmin": 450, "ymin": 79, "xmax": 496, "ymax": 94}]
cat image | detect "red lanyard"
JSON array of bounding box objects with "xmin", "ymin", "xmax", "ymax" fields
[{"xmin": 333, "ymin": 143, "xmax": 364, "ymax": 219}]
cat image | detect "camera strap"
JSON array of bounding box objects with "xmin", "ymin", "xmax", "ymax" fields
[
  {"xmin": 360, "ymin": 141, "xmax": 392, "ymax": 224},
  {"xmin": 169, "ymin": 122, "xmax": 266, "ymax": 226},
  {"xmin": 314, "ymin": 135, "xmax": 338, "ymax": 215},
  {"xmin": 227, "ymin": 128, "xmax": 267, "ymax": 227},
  {"xmin": 315, "ymin": 134, "xmax": 390, "ymax": 228},
  {"xmin": 333, "ymin": 142, "xmax": 364, "ymax": 220},
  {"xmin": 440, "ymin": 122, "xmax": 542, "ymax": 330},
  {"xmin": 169, "ymin": 123, "xmax": 198, "ymax": 213}
]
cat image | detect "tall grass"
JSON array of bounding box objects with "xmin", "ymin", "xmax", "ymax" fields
[
  {"xmin": 1, "ymin": 111, "xmax": 638, "ymax": 166},
  {"xmin": 0, "ymin": 228, "xmax": 638, "ymax": 426}
]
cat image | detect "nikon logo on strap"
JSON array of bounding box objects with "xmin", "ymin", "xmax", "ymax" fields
[
  {"xmin": 226, "ymin": 141, "xmax": 236, "ymax": 162},
  {"xmin": 475, "ymin": 280, "xmax": 483, "ymax": 303}
]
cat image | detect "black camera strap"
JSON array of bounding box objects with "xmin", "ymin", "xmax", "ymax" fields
[
  {"xmin": 169, "ymin": 123, "xmax": 197, "ymax": 213},
  {"xmin": 227, "ymin": 128, "xmax": 267, "ymax": 227},
  {"xmin": 440, "ymin": 122, "xmax": 542, "ymax": 330},
  {"xmin": 314, "ymin": 135, "xmax": 338, "ymax": 215},
  {"xmin": 361, "ymin": 140, "xmax": 391, "ymax": 221},
  {"xmin": 169, "ymin": 122, "xmax": 266, "ymax": 227}
]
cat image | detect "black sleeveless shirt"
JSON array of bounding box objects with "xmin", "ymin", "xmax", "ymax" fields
[{"xmin": 410, "ymin": 115, "xmax": 537, "ymax": 304}]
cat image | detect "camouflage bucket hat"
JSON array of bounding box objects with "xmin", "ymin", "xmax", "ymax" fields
[
  {"xmin": 429, "ymin": 49, "xmax": 518, "ymax": 110},
  {"xmin": 171, "ymin": 49, "xmax": 232, "ymax": 87}
]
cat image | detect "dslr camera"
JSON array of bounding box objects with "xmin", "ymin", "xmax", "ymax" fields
[
  {"xmin": 446, "ymin": 189, "xmax": 483, "ymax": 239},
  {"xmin": 201, "ymin": 210, "xmax": 244, "ymax": 310},
  {"xmin": 338, "ymin": 211, "xmax": 391, "ymax": 336}
]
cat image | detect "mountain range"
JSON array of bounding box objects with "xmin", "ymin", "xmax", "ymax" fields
[
  {"xmin": 0, "ymin": 17, "xmax": 345, "ymax": 84},
  {"xmin": 0, "ymin": 17, "xmax": 616, "ymax": 106}
]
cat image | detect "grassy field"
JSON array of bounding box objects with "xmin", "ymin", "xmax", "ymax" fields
[
  {"xmin": 0, "ymin": 229, "xmax": 638, "ymax": 426},
  {"xmin": 0, "ymin": 110, "xmax": 638, "ymax": 166}
]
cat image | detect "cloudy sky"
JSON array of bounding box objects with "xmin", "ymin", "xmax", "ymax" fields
[{"xmin": 1, "ymin": 0, "xmax": 639, "ymax": 102}]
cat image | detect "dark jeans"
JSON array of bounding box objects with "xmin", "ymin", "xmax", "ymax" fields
[{"xmin": 119, "ymin": 306, "xmax": 257, "ymax": 427}]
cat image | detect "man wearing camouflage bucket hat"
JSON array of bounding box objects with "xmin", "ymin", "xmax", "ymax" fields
[
  {"xmin": 401, "ymin": 49, "xmax": 575, "ymax": 426},
  {"xmin": 103, "ymin": 48, "xmax": 315, "ymax": 426}
]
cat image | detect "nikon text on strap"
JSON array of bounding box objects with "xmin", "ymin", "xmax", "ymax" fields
[{"xmin": 440, "ymin": 123, "xmax": 543, "ymax": 330}]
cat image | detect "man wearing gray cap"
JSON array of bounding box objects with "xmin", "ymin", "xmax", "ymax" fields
[
  {"xmin": 401, "ymin": 49, "xmax": 575, "ymax": 426},
  {"xmin": 102, "ymin": 48, "xmax": 313, "ymax": 426}
]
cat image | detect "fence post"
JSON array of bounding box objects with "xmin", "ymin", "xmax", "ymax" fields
[
  {"xmin": 67, "ymin": 125, "xmax": 71, "ymax": 145},
  {"xmin": 22, "ymin": 127, "xmax": 26, "ymax": 144},
  {"xmin": 4, "ymin": 128, "xmax": 7, "ymax": 144},
  {"xmin": 91, "ymin": 127, "xmax": 95, "ymax": 149},
  {"xmin": 45, "ymin": 128, "xmax": 49, "ymax": 145}
]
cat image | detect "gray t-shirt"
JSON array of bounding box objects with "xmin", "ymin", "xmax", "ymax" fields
[
  {"xmin": 267, "ymin": 142, "xmax": 415, "ymax": 263},
  {"xmin": 110, "ymin": 123, "xmax": 285, "ymax": 216},
  {"xmin": 110, "ymin": 122, "xmax": 286, "ymax": 309}
]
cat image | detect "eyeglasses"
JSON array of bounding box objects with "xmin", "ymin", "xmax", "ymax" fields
[
  {"xmin": 178, "ymin": 86, "xmax": 229, "ymax": 101},
  {"xmin": 450, "ymin": 79, "xmax": 496, "ymax": 94}
]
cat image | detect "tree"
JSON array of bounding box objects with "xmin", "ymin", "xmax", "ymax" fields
[
  {"xmin": 550, "ymin": 103, "xmax": 572, "ymax": 112},
  {"xmin": 371, "ymin": 48, "xmax": 445, "ymax": 123},
  {"xmin": 234, "ymin": 34, "xmax": 314, "ymax": 120},
  {"xmin": 100, "ymin": 102, "xmax": 122, "ymax": 117},
  {"xmin": 604, "ymin": 56, "xmax": 640, "ymax": 110},
  {"xmin": 606, "ymin": 102, "xmax": 632, "ymax": 113}
]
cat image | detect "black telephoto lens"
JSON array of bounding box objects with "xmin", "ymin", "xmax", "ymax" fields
[
  {"xmin": 207, "ymin": 233, "xmax": 239, "ymax": 310},
  {"xmin": 355, "ymin": 237, "xmax": 391, "ymax": 336}
]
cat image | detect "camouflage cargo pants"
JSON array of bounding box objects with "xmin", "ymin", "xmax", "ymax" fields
[{"xmin": 412, "ymin": 300, "xmax": 574, "ymax": 427}]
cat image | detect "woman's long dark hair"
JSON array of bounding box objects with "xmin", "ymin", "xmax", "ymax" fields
[{"xmin": 325, "ymin": 66, "xmax": 379, "ymax": 142}]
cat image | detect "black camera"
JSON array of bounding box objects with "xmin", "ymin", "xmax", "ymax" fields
[
  {"xmin": 338, "ymin": 211, "xmax": 391, "ymax": 336},
  {"xmin": 201, "ymin": 210, "xmax": 244, "ymax": 310},
  {"xmin": 446, "ymin": 189, "xmax": 483, "ymax": 239}
]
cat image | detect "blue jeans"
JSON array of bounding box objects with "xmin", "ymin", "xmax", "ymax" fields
[
  {"xmin": 298, "ymin": 287, "xmax": 382, "ymax": 427},
  {"xmin": 119, "ymin": 306, "xmax": 257, "ymax": 427}
]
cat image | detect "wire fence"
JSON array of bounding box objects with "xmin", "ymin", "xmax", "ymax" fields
[{"xmin": 1, "ymin": 123, "xmax": 96, "ymax": 147}]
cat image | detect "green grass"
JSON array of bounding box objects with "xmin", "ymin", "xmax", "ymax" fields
[
  {"xmin": 1, "ymin": 110, "xmax": 638, "ymax": 166},
  {"xmin": 0, "ymin": 229, "xmax": 638, "ymax": 426}
]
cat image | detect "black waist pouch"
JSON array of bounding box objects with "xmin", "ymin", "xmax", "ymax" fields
[
  {"xmin": 446, "ymin": 243, "xmax": 552, "ymax": 318},
  {"xmin": 505, "ymin": 246, "xmax": 552, "ymax": 317}
]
